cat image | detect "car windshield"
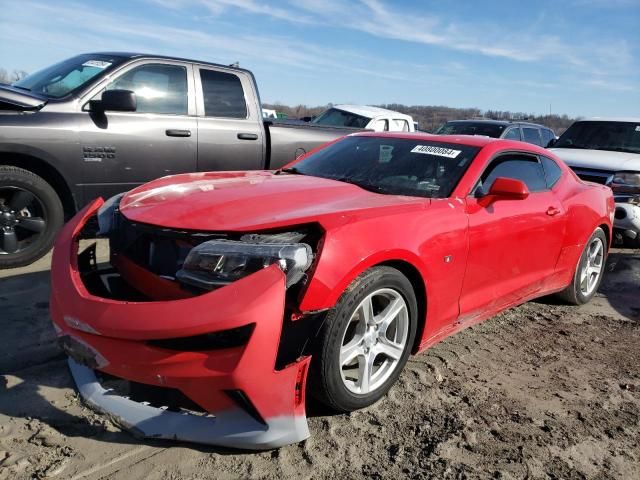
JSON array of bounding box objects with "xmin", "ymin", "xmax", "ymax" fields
[
  {"xmin": 289, "ymin": 136, "xmax": 480, "ymax": 198},
  {"xmin": 12, "ymin": 54, "xmax": 127, "ymax": 98},
  {"xmin": 436, "ymin": 121, "xmax": 506, "ymax": 138},
  {"xmin": 554, "ymin": 121, "xmax": 640, "ymax": 154},
  {"xmin": 312, "ymin": 108, "xmax": 371, "ymax": 128}
]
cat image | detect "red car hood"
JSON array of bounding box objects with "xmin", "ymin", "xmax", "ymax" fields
[{"xmin": 119, "ymin": 171, "xmax": 429, "ymax": 231}]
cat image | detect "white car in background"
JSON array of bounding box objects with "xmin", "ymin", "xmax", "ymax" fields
[
  {"xmin": 549, "ymin": 118, "xmax": 640, "ymax": 246},
  {"xmin": 312, "ymin": 104, "xmax": 415, "ymax": 132}
]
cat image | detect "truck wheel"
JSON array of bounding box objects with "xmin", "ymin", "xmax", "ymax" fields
[
  {"xmin": 310, "ymin": 266, "xmax": 417, "ymax": 412},
  {"xmin": 557, "ymin": 227, "xmax": 607, "ymax": 305},
  {"xmin": 0, "ymin": 166, "xmax": 64, "ymax": 269}
]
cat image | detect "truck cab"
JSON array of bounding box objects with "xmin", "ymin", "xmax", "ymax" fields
[{"xmin": 311, "ymin": 105, "xmax": 415, "ymax": 133}]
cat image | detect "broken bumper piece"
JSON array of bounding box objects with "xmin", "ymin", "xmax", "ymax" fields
[{"xmin": 50, "ymin": 200, "xmax": 311, "ymax": 450}]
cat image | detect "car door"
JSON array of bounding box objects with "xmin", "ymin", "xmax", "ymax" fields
[
  {"xmin": 78, "ymin": 60, "xmax": 197, "ymax": 202},
  {"xmin": 458, "ymin": 153, "xmax": 567, "ymax": 321},
  {"xmin": 195, "ymin": 66, "xmax": 265, "ymax": 172}
]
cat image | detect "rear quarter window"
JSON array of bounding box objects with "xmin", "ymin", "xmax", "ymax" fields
[{"xmin": 540, "ymin": 156, "xmax": 563, "ymax": 188}]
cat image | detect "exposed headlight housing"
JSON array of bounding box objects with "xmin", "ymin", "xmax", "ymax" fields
[
  {"xmin": 97, "ymin": 193, "xmax": 125, "ymax": 236},
  {"xmin": 176, "ymin": 238, "xmax": 313, "ymax": 290},
  {"xmin": 610, "ymin": 172, "xmax": 640, "ymax": 194}
]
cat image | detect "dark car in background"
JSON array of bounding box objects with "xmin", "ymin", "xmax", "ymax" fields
[
  {"xmin": 436, "ymin": 120, "xmax": 556, "ymax": 148},
  {"xmin": 0, "ymin": 53, "xmax": 366, "ymax": 268}
]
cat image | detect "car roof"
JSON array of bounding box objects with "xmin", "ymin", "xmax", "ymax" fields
[
  {"xmin": 333, "ymin": 104, "xmax": 412, "ymax": 119},
  {"xmin": 445, "ymin": 119, "xmax": 551, "ymax": 129},
  {"xmin": 88, "ymin": 51, "xmax": 253, "ymax": 75}
]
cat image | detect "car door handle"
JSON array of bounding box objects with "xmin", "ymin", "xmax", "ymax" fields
[
  {"xmin": 166, "ymin": 129, "xmax": 191, "ymax": 137},
  {"xmin": 546, "ymin": 206, "xmax": 561, "ymax": 216},
  {"xmin": 237, "ymin": 133, "xmax": 258, "ymax": 140}
]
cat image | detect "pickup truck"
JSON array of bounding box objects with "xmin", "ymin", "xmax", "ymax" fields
[
  {"xmin": 549, "ymin": 118, "xmax": 640, "ymax": 246},
  {"xmin": 0, "ymin": 52, "xmax": 363, "ymax": 268}
]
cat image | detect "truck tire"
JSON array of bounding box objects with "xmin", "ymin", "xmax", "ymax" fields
[{"xmin": 0, "ymin": 166, "xmax": 64, "ymax": 269}]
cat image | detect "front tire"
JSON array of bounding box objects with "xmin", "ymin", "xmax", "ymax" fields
[
  {"xmin": 557, "ymin": 227, "xmax": 607, "ymax": 305},
  {"xmin": 0, "ymin": 166, "xmax": 64, "ymax": 269},
  {"xmin": 310, "ymin": 266, "xmax": 418, "ymax": 413}
]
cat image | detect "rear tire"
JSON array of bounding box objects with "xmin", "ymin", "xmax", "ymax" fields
[
  {"xmin": 309, "ymin": 266, "xmax": 418, "ymax": 413},
  {"xmin": 557, "ymin": 227, "xmax": 607, "ymax": 305},
  {"xmin": 0, "ymin": 166, "xmax": 64, "ymax": 269}
]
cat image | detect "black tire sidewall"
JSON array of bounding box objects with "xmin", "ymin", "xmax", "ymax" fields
[
  {"xmin": 0, "ymin": 166, "xmax": 64, "ymax": 268},
  {"xmin": 313, "ymin": 266, "xmax": 418, "ymax": 412}
]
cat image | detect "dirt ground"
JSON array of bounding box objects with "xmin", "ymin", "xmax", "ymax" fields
[{"xmin": 0, "ymin": 244, "xmax": 638, "ymax": 479}]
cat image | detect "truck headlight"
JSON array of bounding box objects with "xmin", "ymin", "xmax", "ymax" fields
[
  {"xmin": 610, "ymin": 172, "xmax": 640, "ymax": 193},
  {"xmin": 176, "ymin": 239, "xmax": 313, "ymax": 290},
  {"xmin": 97, "ymin": 193, "xmax": 125, "ymax": 235}
]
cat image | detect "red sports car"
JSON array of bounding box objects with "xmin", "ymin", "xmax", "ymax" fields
[{"xmin": 50, "ymin": 133, "xmax": 614, "ymax": 449}]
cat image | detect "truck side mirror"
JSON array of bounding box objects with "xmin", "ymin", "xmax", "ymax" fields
[{"xmin": 99, "ymin": 90, "xmax": 137, "ymax": 112}]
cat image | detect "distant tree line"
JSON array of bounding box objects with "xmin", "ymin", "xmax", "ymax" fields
[
  {"xmin": 264, "ymin": 102, "xmax": 578, "ymax": 134},
  {"xmin": 0, "ymin": 69, "xmax": 28, "ymax": 84}
]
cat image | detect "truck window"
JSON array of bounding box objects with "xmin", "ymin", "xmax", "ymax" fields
[
  {"xmin": 199, "ymin": 69, "xmax": 247, "ymax": 119},
  {"xmin": 392, "ymin": 119, "xmax": 410, "ymax": 132},
  {"xmin": 106, "ymin": 64, "xmax": 188, "ymax": 115},
  {"xmin": 374, "ymin": 119, "xmax": 389, "ymax": 131},
  {"xmin": 312, "ymin": 108, "xmax": 370, "ymax": 128}
]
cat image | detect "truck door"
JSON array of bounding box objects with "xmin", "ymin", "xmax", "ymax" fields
[
  {"xmin": 194, "ymin": 66, "xmax": 265, "ymax": 171},
  {"xmin": 78, "ymin": 60, "xmax": 197, "ymax": 202}
]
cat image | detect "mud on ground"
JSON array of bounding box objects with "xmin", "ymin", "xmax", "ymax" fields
[{"xmin": 0, "ymin": 246, "xmax": 638, "ymax": 479}]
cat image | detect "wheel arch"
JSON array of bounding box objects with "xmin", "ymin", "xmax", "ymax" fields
[
  {"xmin": 377, "ymin": 259, "xmax": 427, "ymax": 353},
  {"xmin": 0, "ymin": 152, "xmax": 77, "ymax": 218}
]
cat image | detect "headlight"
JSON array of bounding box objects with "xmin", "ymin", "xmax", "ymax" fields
[
  {"xmin": 176, "ymin": 239, "xmax": 313, "ymax": 290},
  {"xmin": 97, "ymin": 193, "xmax": 125, "ymax": 235},
  {"xmin": 610, "ymin": 172, "xmax": 640, "ymax": 193}
]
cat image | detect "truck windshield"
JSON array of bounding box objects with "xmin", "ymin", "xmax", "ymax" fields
[
  {"xmin": 554, "ymin": 121, "xmax": 640, "ymax": 154},
  {"xmin": 290, "ymin": 136, "xmax": 480, "ymax": 198},
  {"xmin": 435, "ymin": 121, "xmax": 506, "ymax": 138},
  {"xmin": 312, "ymin": 108, "xmax": 371, "ymax": 128},
  {"xmin": 12, "ymin": 54, "xmax": 127, "ymax": 98}
]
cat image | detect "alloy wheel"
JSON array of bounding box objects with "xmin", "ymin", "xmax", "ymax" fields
[
  {"xmin": 579, "ymin": 236, "xmax": 604, "ymax": 296},
  {"xmin": 0, "ymin": 187, "xmax": 47, "ymax": 255},
  {"xmin": 339, "ymin": 288, "xmax": 409, "ymax": 394}
]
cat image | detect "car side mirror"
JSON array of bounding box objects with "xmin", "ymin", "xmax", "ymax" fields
[
  {"xmin": 481, "ymin": 177, "xmax": 530, "ymax": 205},
  {"xmin": 546, "ymin": 138, "xmax": 557, "ymax": 148},
  {"xmin": 99, "ymin": 89, "xmax": 137, "ymax": 112}
]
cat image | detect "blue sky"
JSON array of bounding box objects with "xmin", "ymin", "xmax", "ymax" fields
[{"xmin": 0, "ymin": 0, "xmax": 638, "ymax": 117}]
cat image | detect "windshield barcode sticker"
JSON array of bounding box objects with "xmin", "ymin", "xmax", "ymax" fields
[
  {"xmin": 411, "ymin": 145, "xmax": 461, "ymax": 158},
  {"xmin": 82, "ymin": 60, "xmax": 112, "ymax": 69}
]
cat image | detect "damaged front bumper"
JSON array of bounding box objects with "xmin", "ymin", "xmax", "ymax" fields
[{"xmin": 50, "ymin": 200, "xmax": 311, "ymax": 450}]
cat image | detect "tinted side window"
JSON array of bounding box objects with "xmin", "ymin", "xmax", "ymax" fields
[
  {"xmin": 540, "ymin": 155, "xmax": 563, "ymax": 188},
  {"xmin": 477, "ymin": 156, "xmax": 547, "ymax": 194},
  {"xmin": 522, "ymin": 127, "xmax": 543, "ymax": 146},
  {"xmin": 107, "ymin": 64, "xmax": 188, "ymax": 115},
  {"xmin": 199, "ymin": 69, "xmax": 247, "ymax": 118},
  {"xmin": 503, "ymin": 127, "xmax": 521, "ymax": 140},
  {"xmin": 541, "ymin": 129, "xmax": 555, "ymax": 147}
]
